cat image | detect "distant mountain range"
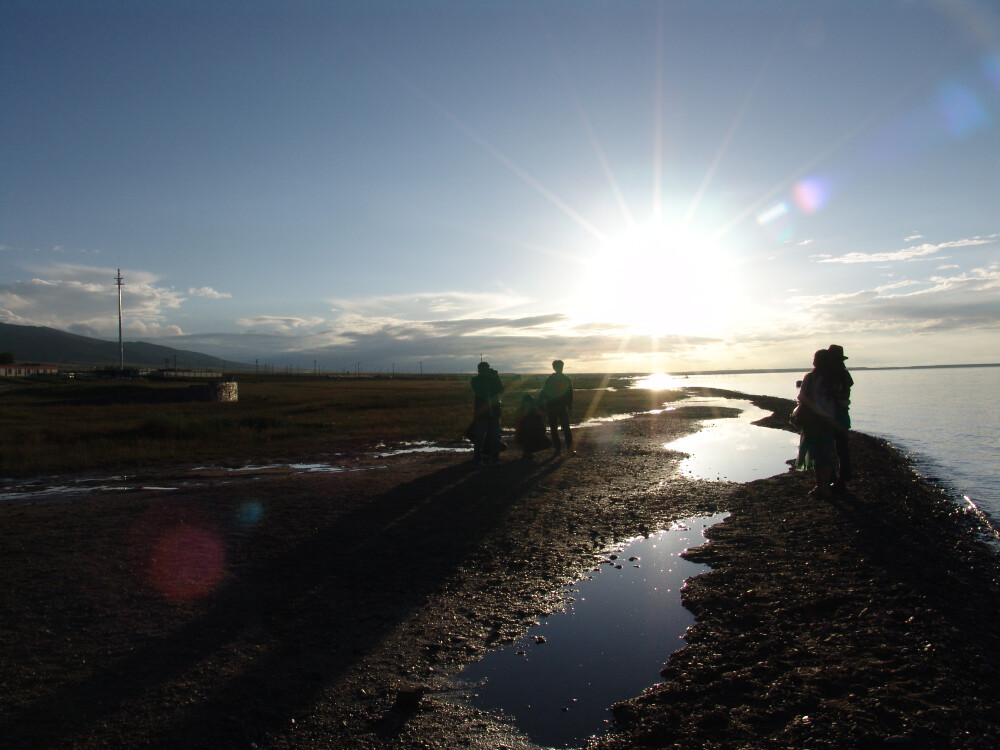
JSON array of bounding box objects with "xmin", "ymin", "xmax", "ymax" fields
[
  {"xmin": 4, "ymin": 321, "xmax": 997, "ymax": 375},
  {"xmin": 0, "ymin": 322, "xmax": 248, "ymax": 371}
]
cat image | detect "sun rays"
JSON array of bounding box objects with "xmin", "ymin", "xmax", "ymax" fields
[{"xmin": 361, "ymin": 6, "xmax": 1000, "ymax": 372}]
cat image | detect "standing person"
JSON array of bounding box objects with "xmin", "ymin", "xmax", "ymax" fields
[
  {"xmin": 795, "ymin": 349, "xmax": 839, "ymax": 497},
  {"xmin": 539, "ymin": 359, "xmax": 573, "ymax": 456},
  {"xmin": 470, "ymin": 361, "xmax": 504, "ymax": 467},
  {"xmin": 827, "ymin": 344, "xmax": 854, "ymax": 492}
]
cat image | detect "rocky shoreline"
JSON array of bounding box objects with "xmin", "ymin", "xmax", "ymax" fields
[
  {"xmin": 604, "ymin": 430, "xmax": 1000, "ymax": 749},
  {"xmin": 2, "ymin": 391, "xmax": 998, "ymax": 749}
]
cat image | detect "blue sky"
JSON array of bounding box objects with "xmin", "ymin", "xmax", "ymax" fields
[{"xmin": 2, "ymin": 0, "xmax": 998, "ymax": 373}]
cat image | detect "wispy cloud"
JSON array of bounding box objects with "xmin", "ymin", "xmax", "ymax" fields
[
  {"xmin": 188, "ymin": 286, "xmax": 231, "ymax": 299},
  {"xmin": 235, "ymin": 316, "xmax": 325, "ymax": 332},
  {"xmin": 874, "ymin": 279, "xmax": 923, "ymax": 292},
  {"xmin": 816, "ymin": 236, "xmax": 995, "ymax": 264},
  {"xmin": 328, "ymin": 291, "xmax": 532, "ymax": 320}
]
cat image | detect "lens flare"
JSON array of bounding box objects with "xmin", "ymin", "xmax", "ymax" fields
[
  {"xmin": 756, "ymin": 202, "xmax": 788, "ymax": 226},
  {"xmin": 983, "ymin": 49, "xmax": 1000, "ymax": 90},
  {"xmin": 793, "ymin": 178, "xmax": 829, "ymax": 214},
  {"xmin": 236, "ymin": 500, "xmax": 264, "ymax": 528},
  {"xmin": 756, "ymin": 202, "xmax": 795, "ymax": 243},
  {"xmin": 938, "ymin": 82, "xmax": 990, "ymax": 138},
  {"xmin": 148, "ymin": 525, "xmax": 225, "ymax": 601}
]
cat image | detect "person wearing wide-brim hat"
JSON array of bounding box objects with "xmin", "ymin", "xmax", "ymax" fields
[{"xmin": 827, "ymin": 344, "xmax": 854, "ymax": 491}]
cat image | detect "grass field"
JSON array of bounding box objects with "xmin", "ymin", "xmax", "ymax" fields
[{"xmin": 0, "ymin": 373, "xmax": 683, "ymax": 477}]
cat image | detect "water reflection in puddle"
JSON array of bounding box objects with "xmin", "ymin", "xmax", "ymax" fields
[
  {"xmin": 459, "ymin": 512, "xmax": 729, "ymax": 748},
  {"xmin": 374, "ymin": 440, "xmax": 469, "ymax": 456},
  {"xmin": 667, "ymin": 397, "xmax": 798, "ymax": 482},
  {"xmin": 0, "ymin": 463, "xmax": 387, "ymax": 504},
  {"xmin": 0, "ymin": 477, "xmax": 181, "ymax": 504}
]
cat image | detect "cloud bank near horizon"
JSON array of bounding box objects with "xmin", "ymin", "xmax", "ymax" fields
[{"xmin": 1, "ymin": 246, "xmax": 998, "ymax": 372}]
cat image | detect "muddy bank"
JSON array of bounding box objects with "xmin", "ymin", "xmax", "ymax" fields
[{"xmin": 1, "ymin": 393, "xmax": 998, "ymax": 749}]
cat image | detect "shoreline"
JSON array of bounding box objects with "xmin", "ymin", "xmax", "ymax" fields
[
  {"xmin": 1, "ymin": 393, "xmax": 998, "ymax": 748},
  {"xmin": 687, "ymin": 386, "xmax": 1000, "ymax": 542},
  {"xmin": 602, "ymin": 429, "xmax": 1000, "ymax": 749}
]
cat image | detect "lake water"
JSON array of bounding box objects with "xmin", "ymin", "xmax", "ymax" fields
[{"xmin": 642, "ymin": 365, "xmax": 999, "ymax": 526}]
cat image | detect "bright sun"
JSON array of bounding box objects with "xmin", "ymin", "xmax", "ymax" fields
[{"xmin": 574, "ymin": 218, "xmax": 738, "ymax": 337}]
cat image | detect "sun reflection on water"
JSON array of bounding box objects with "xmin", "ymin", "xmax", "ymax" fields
[{"xmin": 631, "ymin": 372, "xmax": 690, "ymax": 390}]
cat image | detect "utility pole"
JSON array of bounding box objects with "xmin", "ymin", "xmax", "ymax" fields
[{"xmin": 115, "ymin": 269, "xmax": 124, "ymax": 376}]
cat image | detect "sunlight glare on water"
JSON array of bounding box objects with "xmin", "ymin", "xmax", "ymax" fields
[
  {"xmin": 632, "ymin": 372, "xmax": 693, "ymax": 390},
  {"xmin": 666, "ymin": 397, "xmax": 798, "ymax": 482}
]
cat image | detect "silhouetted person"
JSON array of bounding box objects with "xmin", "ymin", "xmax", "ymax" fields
[
  {"xmin": 470, "ymin": 361, "xmax": 504, "ymax": 467},
  {"xmin": 795, "ymin": 349, "xmax": 842, "ymax": 498},
  {"xmin": 515, "ymin": 394, "xmax": 550, "ymax": 459},
  {"xmin": 827, "ymin": 344, "xmax": 854, "ymax": 491},
  {"xmin": 539, "ymin": 359, "xmax": 573, "ymax": 456}
]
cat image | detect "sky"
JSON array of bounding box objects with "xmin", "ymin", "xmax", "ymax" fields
[{"xmin": 2, "ymin": 0, "xmax": 999, "ymax": 374}]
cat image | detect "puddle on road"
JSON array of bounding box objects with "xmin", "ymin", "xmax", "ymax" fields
[
  {"xmin": 0, "ymin": 476, "xmax": 182, "ymax": 504},
  {"xmin": 0, "ymin": 443, "xmax": 464, "ymax": 504},
  {"xmin": 459, "ymin": 512, "xmax": 729, "ymax": 749},
  {"xmin": 667, "ymin": 397, "xmax": 798, "ymax": 482},
  {"xmin": 374, "ymin": 440, "xmax": 470, "ymax": 456},
  {"xmin": 0, "ymin": 463, "xmax": 388, "ymax": 504}
]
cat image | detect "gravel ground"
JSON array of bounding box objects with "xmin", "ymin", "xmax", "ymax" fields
[{"xmin": 2, "ymin": 391, "xmax": 998, "ymax": 749}]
